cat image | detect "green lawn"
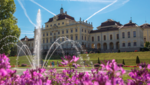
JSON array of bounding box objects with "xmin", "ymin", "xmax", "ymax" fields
[
  {"xmin": 9, "ymin": 51, "xmax": 150, "ymax": 66},
  {"xmin": 80, "ymin": 51, "xmax": 150, "ymax": 65}
]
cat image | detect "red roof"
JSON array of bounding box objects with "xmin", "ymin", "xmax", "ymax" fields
[
  {"xmin": 97, "ymin": 19, "xmax": 122, "ymax": 28},
  {"xmin": 140, "ymin": 23, "xmax": 150, "ymax": 29},
  {"xmin": 47, "ymin": 13, "xmax": 75, "ymax": 23}
]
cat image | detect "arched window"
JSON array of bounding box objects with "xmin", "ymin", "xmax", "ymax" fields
[
  {"xmin": 92, "ymin": 37, "xmax": 94, "ymax": 42},
  {"xmin": 117, "ymin": 34, "xmax": 119, "ymax": 39},
  {"xmin": 122, "ymin": 43, "xmax": 125, "ymax": 47},
  {"xmin": 134, "ymin": 42, "xmax": 137, "ymax": 46},
  {"xmin": 98, "ymin": 36, "xmax": 100, "ymax": 41},
  {"xmin": 128, "ymin": 42, "xmax": 131, "ymax": 46},
  {"xmin": 128, "ymin": 32, "xmax": 130, "ymax": 38},
  {"xmin": 110, "ymin": 35, "xmax": 112, "ymax": 40},
  {"xmin": 122, "ymin": 32, "xmax": 125, "ymax": 38},
  {"xmin": 104, "ymin": 35, "xmax": 106, "ymax": 40}
]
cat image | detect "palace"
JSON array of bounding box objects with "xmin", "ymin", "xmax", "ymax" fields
[{"xmin": 19, "ymin": 7, "xmax": 150, "ymax": 55}]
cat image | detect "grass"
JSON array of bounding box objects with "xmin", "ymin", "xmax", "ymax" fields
[
  {"xmin": 9, "ymin": 51, "xmax": 150, "ymax": 66},
  {"xmin": 80, "ymin": 51, "xmax": 150, "ymax": 65}
]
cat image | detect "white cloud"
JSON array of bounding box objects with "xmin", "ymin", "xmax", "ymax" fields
[
  {"xmin": 122, "ymin": 0, "xmax": 130, "ymax": 4},
  {"xmin": 30, "ymin": 0, "xmax": 56, "ymax": 16},
  {"xmin": 85, "ymin": 0, "xmax": 118, "ymax": 21},
  {"xmin": 59, "ymin": 0, "xmax": 114, "ymax": 3},
  {"xmin": 17, "ymin": 0, "xmax": 36, "ymax": 27}
]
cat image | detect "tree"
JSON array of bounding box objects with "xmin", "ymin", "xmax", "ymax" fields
[
  {"xmin": 136, "ymin": 56, "xmax": 140, "ymax": 65},
  {"xmin": 0, "ymin": 0, "xmax": 21, "ymax": 54},
  {"xmin": 145, "ymin": 42, "xmax": 150, "ymax": 48},
  {"xmin": 122, "ymin": 59, "xmax": 125, "ymax": 65},
  {"xmin": 98, "ymin": 57, "xmax": 100, "ymax": 64}
]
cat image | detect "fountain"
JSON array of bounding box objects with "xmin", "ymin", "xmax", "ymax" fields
[
  {"xmin": 33, "ymin": 9, "xmax": 42, "ymax": 69},
  {"xmin": 0, "ymin": 9, "xmax": 94, "ymax": 73}
]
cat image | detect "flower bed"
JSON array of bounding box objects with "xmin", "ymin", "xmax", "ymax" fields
[{"xmin": 0, "ymin": 54, "xmax": 150, "ymax": 85}]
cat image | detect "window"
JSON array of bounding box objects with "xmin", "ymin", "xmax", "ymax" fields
[
  {"xmin": 76, "ymin": 36, "xmax": 78, "ymax": 40},
  {"xmin": 85, "ymin": 30, "xmax": 86, "ymax": 33},
  {"xmin": 133, "ymin": 31, "xmax": 136, "ymax": 37},
  {"xmin": 134, "ymin": 42, "xmax": 137, "ymax": 46},
  {"xmin": 62, "ymin": 38, "xmax": 64, "ymax": 41},
  {"xmin": 66, "ymin": 35, "xmax": 68, "ymax": 38},
  {"xmin": 128, "ymin": 32, "xmax": 130, "ymax": 38},
  {"xmin": 47, "ymin": 25, "xmax": 48, "ymax": 27},
  {"xmin": 62, "ymin": 30, "xmax": 64, "ymax": 34},
  {"xmin": 54, "ymin": 24, "xmax": 56, "ymax": 26},
  {"xmin": 58, "ymin": 23, "xmax": 60, "ymax": 25},
  {"xmin": 128, "ymin": 42, "xmax": 131, "ymax": 46},
  {"xmin": 71, "ymin": 29, "xmax": 73, "ymax": 33},
  {"xmin": 76, "ymin": 29, "xmax": 77, "ymax": 32},
  {"xmin": 98, "ymin": 36, "xmax": 100, "ymax": 41},
  {"xmin": 43, "ymin": 38, "xmax": 45, "ymax": 43},
  {"xmin": 62, "ymin": 22, "xmax": 64, "ymax": 24},
  {"xmin": 104, "ymin": 35, "xmax": 106, "ymax": 40},
  {"xmin": 47, "ymin": 33, "xmax": 48, "ymax": 36},
  {"xmin": 43, "ymin": 33, "xmax": 45, "ymax": 37},
  {"xmin": 82, "ymin": 36, "xmax": 83, "ymax": 40},
  {"xmin": 50, "ymin": 38, "xmax": 52, "ymax": 42},
  {"xmin": 110, "ymin": 35, "xmax": 112, "ymax": 40},
  {"xmin": 71, "ymin": 36, "xmax": 73, "ymax": 40},
  {"xmin": 85, "ymin": 36, "xmax": 86, "ymax": 41},
  {"xmin": 144, "ymin": 37, "xmax": 146, "ymax": 42},
  {"xmin": 66, "ymin": 30, "xmax": 68, "ymax": 33},
  {"xmin": 92, "ymin": 37, "xmax": 94, "ymax": 42},
  {"xmin": 122, "ymin": 43, "xmax": 125, "ymax": 47},
  {"xmin": 46, "ymin": 38, "xmax": 48, "ymax": 43},
  {"xmin": 58, "ymin": 32, "xmax": 60, "ymax": 34},
  {"xmin": 82, "ymin": 29, "xmax": 83, "ymax": 32},
  {"xmin": 122, "ymin": 32, "xmax": 125, "ymax": 38},
  {"xmin": 50, "ymin": 25, "xmax": 52, "ymax": 27},
  {"xmin": 54, "ymin": 33, "xmax": 55, "ymax": 35},
  {"xmin": 117, "ymin": 34, "xmax": 119, "ymax": 39}
]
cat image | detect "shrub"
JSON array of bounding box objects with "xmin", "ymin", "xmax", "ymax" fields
[
  {"xmin": 118, "ymin": 49, "xmax": 120, "ymax": 53},
  {"xmin": 98, "ymin": 57, "xmax": 100, "ymax": 64},
  {"xmin": 122, "ymin": 59, "xmax": 125, "ymax": 65},
  {"xmin": 21, "ymin": 64, "xmax": 27, "ymax": 67},
  {"xmin": 136, "ymin": 56, "xmax": 140, "ymax": 65}
]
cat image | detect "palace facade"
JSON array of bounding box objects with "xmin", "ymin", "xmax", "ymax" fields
[{"xmin": 19, "ymin": 7, "xmax": 150, "ymax": 54}]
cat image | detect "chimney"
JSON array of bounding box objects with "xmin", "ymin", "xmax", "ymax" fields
[{"xmin": 65, "ymin": 11, "xmax": 67, "ymax": 14}]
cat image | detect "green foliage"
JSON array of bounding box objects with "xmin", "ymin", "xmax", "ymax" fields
[
  {"xmin": 98, "ymin": 57, "xmax": 100, "ymax": 64},
  {"xmin": 122, "ymin": 59, "xmax": 125, "ymax": 65},
  {"xmin": 10, "ymin": 46, "xmax": 17, "ymax": 56},
  {"xmin": 145, "ymin": 42, "xmax": 150, "ymax": 48},
  {"xmin": 0, "ymin": 0, "xmax": 21, "ymax": 54},
  {"xmin": 136, "ymin": 56, "xmax": 140, "ymax": 64}
]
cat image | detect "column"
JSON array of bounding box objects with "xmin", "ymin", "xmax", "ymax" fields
[
  {"xmin": 114, "ymin": 42, "xmax": 116, "ymax": 49},
  {"xmin": 101, "ymin": 43, "xmax": 103, "ymax": 50},
  {"xmin": 107, "ymin": 42, "xmax": 109, "ymax": 50}
]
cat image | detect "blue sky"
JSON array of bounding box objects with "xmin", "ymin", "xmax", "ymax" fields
[{"xmin": 14, "ymin": 0, "xmax": 150, "ymax": 39}]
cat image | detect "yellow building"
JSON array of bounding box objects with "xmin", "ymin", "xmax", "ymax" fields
[
  {"xmin": 20, "ymin": 7, "xmax": 145, "ymax": 54},
  {"xmin": 140, "ymin": 23, "xmax": 150, "ymax": 43}
]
